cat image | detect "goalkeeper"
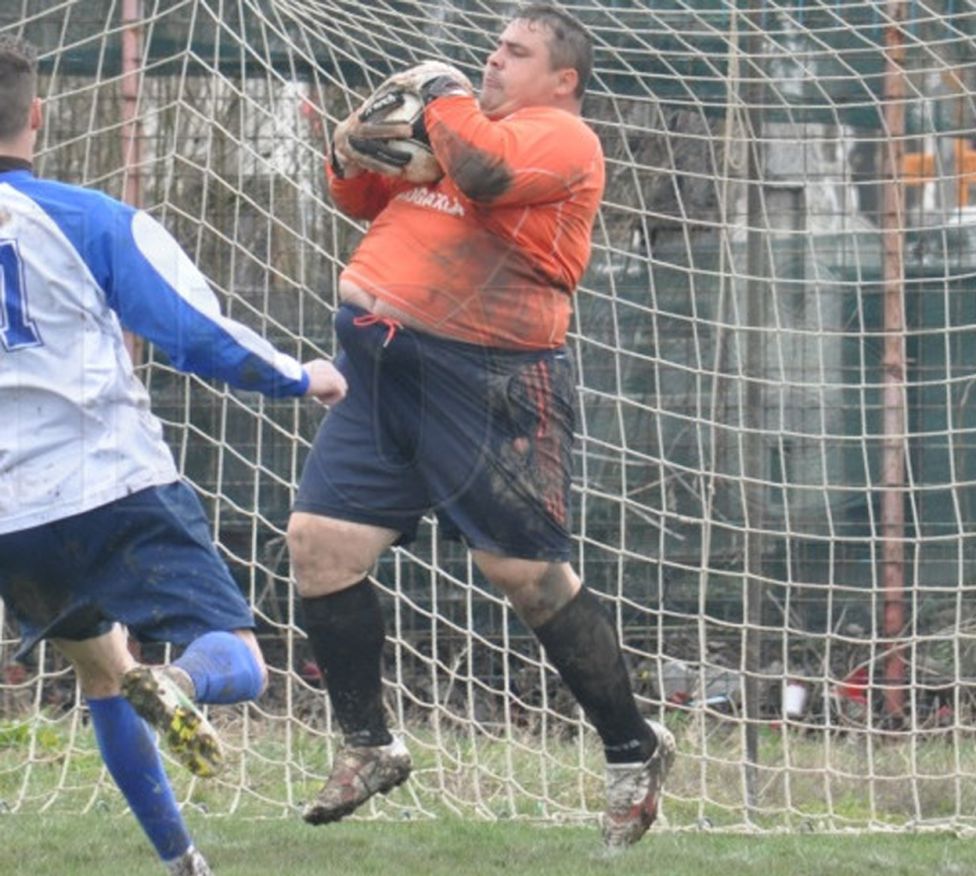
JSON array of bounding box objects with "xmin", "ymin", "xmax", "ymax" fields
[
  {"xmin": 0, "ymin": 35, "xmax": 346, "ymax": 876},
  {"xmin": 290, "ymin": 3, "xmax": 674, "ymax": 850}
]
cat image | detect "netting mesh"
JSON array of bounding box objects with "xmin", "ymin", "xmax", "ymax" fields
[{"xmin": 2, "ymin": 0, "xmax": 976, "ymax": 831}]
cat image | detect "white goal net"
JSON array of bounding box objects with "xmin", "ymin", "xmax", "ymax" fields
[{"xmin": 2, "ymin": 0, "xmax": 976, "ymax": 832}]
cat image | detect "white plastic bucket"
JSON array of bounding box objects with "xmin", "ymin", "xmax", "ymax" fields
[{"xmin": 783, "ymin": 682, "xmax": 808, "ymax": 717}]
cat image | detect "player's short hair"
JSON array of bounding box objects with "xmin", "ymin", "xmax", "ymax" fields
[
  {"xmin": 0, "ymin": 35, "xmax": 37, "ymax": 140},
  {"xmin": 514, "ymin": 4, "xmax": 593, "ymax": 99}
]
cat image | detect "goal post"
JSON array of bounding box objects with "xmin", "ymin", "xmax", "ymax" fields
[{"xmin": 2, "ymin": 0, "xmax": 976, "ymax": 831}]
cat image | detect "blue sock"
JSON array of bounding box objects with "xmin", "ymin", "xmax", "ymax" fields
[
  {"xmin": 173, "ymin": 631, "xmax": 264, "ymax": 704},
  {"xmin": 88, "ymin": 696, "xmax": 191, "ymax": 862}
]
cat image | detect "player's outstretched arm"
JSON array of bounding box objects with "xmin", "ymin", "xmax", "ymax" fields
[
  {"xmin": 92, "ymin": 206, "xmax": 310, "ymax": 397},
  {"xmin": 302, "ymin": 358, "xmax": 347, "ymax": 406}
]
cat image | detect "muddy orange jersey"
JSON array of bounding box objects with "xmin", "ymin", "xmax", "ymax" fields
[{"xmin": 327, "ymin": 94, "xmax": 605, "ymax": 349}]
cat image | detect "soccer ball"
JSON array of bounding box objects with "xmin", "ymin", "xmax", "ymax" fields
[
  {"xmin": 353, "ymin": 60, "xmax": 472, "ymax": 185},
  {"xmin": 358, "ymin": 88, "xmax": 442, "ymax": 184}
]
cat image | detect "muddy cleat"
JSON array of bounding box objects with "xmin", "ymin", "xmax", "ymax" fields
[
  {"xmin": 602, "ymin": 720, "xmax": 676, "ymax": 850},
  {"xmin": 166, "ymin": 846, "xmax": 213, "ymax": 876},
  {"xmin": 302, "ymin": 737, "xmax": 412, "ymax": 825},
  {"xmin": 122, "ymin": 666, "xmax": 224, "ymax": 778}
]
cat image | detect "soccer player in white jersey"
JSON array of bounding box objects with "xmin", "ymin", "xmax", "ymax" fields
[{"xmin": 0, "ymin": 36, "xmax": 347, "ymax": 876}]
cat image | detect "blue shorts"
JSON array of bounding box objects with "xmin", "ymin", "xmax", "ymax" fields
[
  {"xmin": 294, "ymin": 304, "xmax": 576, "ymax": 561},
  {"xmin": 0, "ymin": 482, "xmax": 255, "ymax": 661}
]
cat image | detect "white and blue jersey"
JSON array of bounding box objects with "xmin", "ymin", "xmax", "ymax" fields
[{"xmin": 0, "ymin": 166, "xmax": 309, "ymax": 535}]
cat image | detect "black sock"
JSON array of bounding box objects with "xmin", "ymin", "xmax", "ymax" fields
[
  {"xmin": 301, "ymin": 579, "xmax": 392, "ymax": 748},
  {"xmin": 533, "ymin": 587, "xmax": 655, "ymax": 764}
]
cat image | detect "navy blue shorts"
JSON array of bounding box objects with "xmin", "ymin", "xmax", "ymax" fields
[
  {"xmin": 0, "ymin": 482, "xmax": 255, "ymax": 660},
  {"xmin": 294, "ymin": 304, "xmax": 576, "ymax": 561}
]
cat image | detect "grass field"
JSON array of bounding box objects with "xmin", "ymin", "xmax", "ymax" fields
[
  {"xmin": 0, "ymin": 814, "xmax": 971, "ymax": 875},
  {"xmin": 6, "ymin": 710, "xmax": 976, "ymax": 830},
  {"xmin": 3, "ymin": 714, "xmax": 976, "ymax": 873}
]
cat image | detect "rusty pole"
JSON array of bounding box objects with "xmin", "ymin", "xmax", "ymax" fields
[
  {"xmin": 121, "ymin": 0, "xmax": 144, "ymax": 365},
  {"xmin": 880, "ymin": 0, "xmax": 907, "ymax": 723}
]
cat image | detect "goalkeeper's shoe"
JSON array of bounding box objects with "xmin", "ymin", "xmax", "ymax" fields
[
  {"xmin": 121, "ymin": 665, "xmax": 224, "ymax": 778},
  {"xmin": 166, "ymin": 846, "xmax": 212, "ymax": 876},
  {"xmin": 302, "ymin": 737, "xmax": 412, "ymax": 825},
  {"xmin": 601, "ymin": 720, "xmax": 676, "ymax": 851}
]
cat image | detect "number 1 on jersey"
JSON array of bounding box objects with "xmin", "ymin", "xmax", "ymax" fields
[{"xmin": 0, "ymin": 239, "xmax": 42, "ymax": 350}]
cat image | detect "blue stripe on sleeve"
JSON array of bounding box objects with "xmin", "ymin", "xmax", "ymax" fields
[{"xmin": 13, "ymin": 174, "xmax": 308, "ymax": 398}]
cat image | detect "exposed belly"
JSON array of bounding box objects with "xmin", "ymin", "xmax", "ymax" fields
[{"xmin": 338, "ymin": 279, "xmax": 456, "ymax": 338}]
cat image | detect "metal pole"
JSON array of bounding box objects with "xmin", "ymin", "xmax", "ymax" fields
[
  {"xmin": 743, "ymin": 0, "xmax": 767, "ymax": 814},
  {"xmin": 880, "ymin": 0, "xmax": 908, "ymax": 723}
]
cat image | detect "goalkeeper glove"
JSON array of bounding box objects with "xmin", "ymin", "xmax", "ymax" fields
[
  {"xmin": 329, "ymin": 60, "xmax": 473, "ymax": 179},
  {"xmin": 330, "ymin": 104, "xmax": 412, "ymax": 178},
  {"xmin": 385, "ymin": 60, "xmax": 473, "ymax": 105}
]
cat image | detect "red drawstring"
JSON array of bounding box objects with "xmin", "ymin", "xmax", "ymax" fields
[{"xmin": 352, "ymin": 313, "xmax": 402, "ymax": 347}]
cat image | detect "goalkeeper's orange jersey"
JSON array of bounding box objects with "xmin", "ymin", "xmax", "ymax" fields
[{"xmin": 326, "ymin": 95, "xmax": 605, "ymax": 350}]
